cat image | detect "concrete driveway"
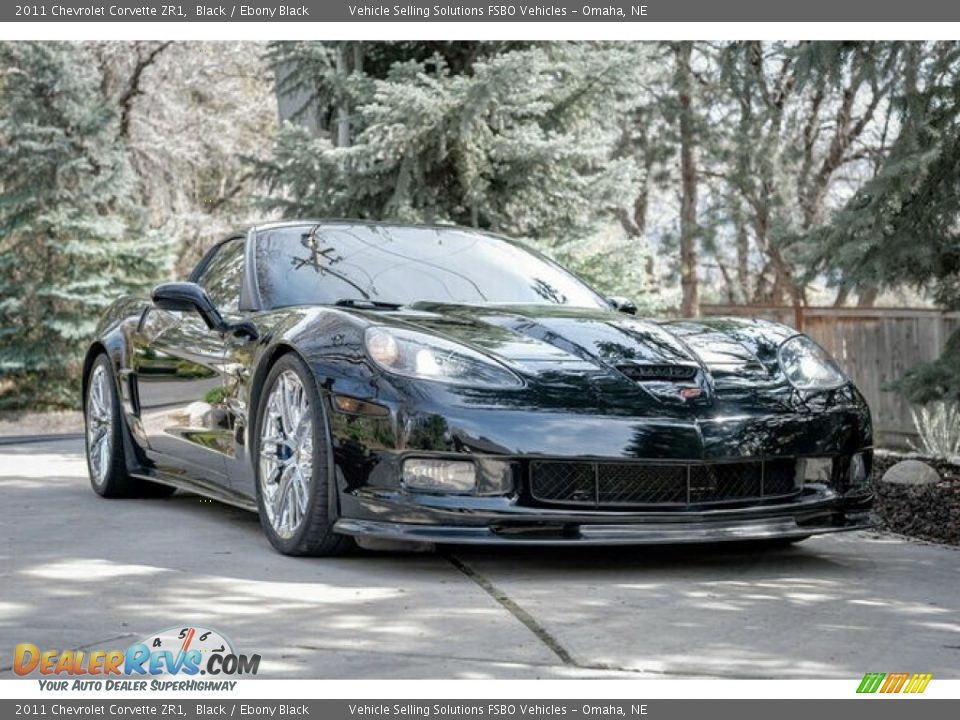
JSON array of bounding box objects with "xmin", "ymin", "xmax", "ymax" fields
[{"xmin": 1, "ymin": 437, "xmax": 958, "ymax": 679}]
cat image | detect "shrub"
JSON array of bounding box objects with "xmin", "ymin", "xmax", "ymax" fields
[{"xmin": 909, "ymin": 401, "xmax": 960, "ymax": 459}]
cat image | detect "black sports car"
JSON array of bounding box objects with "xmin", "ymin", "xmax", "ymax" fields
[{"xmin": 83, "ymin": 220, "xmax": 873, "ymax": 555}]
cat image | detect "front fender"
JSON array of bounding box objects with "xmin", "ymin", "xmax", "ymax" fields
[
  {"xmin": 82, "ymin": 297, "xmax": 150, "ymax": 475},
  {"xmin": 83, "ymin": 297, "xmax": 150, "ymax": 418}
]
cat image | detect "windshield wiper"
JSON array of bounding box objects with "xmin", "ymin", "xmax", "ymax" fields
[{"xmin": 334, "ymin": 299, "xmax": 404, "ymax": 310}]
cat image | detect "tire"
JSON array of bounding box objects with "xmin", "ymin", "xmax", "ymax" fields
[
  {"xmin": 85, "ymin": 354, "xmax": 176, "ymax": 499},
  {"xmin": 253, "ymin": 353, "xmax": 353, "ymax": 556}
]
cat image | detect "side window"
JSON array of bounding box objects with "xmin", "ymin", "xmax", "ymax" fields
[{"xmin": 195, "ymin": 238, "xmax": 245, "ymax": 313}]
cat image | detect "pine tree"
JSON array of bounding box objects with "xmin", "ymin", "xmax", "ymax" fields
[
  {"xmin": 254, "ymin": 42, "xmax": 642, "ymax": 295},
  {"xmin": 0, "ymin": 43, "xmax": 168, "ymax": 405},
  {"xmin": 804, "ymin": 41, "xmax": 960, "ymax": 402},
  {"xmin": 807, "ymin": 42, "xmax": 960, "ymax": 309}
]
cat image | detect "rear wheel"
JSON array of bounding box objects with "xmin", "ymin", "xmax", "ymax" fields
[
  {"xmin": 253, "ymin": 354, "xmax": 353, "ymax": 556},
  {"xmin": 85, "ymin": 354, "xmax": 175, "ymax": 498}
]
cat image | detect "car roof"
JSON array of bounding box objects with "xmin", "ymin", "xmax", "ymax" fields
[{"xmin": 242, "ymin": 219, "xmax": 501, "ymax": 236}]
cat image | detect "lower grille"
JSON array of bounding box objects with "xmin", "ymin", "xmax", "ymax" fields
[{"xmin": 530, "ymin": 459, "xmax": 799, "ymax": 508}]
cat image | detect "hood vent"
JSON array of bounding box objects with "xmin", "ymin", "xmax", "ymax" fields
[{"xmin": 616, "ymin": 363, "xmax": 698, "ymax": 382}]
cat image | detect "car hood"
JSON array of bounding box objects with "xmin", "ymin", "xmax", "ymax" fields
[{"xmin": 373, "ymin": 303, "xmax": 796, "ymax": 403}]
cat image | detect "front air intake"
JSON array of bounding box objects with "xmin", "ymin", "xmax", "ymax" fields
[{"xmin": 529, "ymin": 459, "xmax": 799, "ymax": 508}]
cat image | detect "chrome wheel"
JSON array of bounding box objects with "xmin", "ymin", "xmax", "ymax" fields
[
  {"xmin": 259, "ymin": 370, "xmax": 313, "ymax": 539},
  {"xmin": 86, "ymin": 364, "xmax": 113, "ymax": 487}
]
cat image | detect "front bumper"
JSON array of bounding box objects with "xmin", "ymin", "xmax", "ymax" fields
[
  {"xmin": 329, "ymin": 391, "xmax": 875, "ymax": 546},
  {"xmin": 335, "ymin": 485, "xmax": 875, "ymax": 545}
]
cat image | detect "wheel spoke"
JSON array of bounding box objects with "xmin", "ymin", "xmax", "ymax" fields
[
  {"xmin": 97, "ymin": 429, "xmax": 110, "ymax": 478},
  {"xmin": 292, "ymin": 471, "xmax": 309, "ymax": 517},
  {"xmin": 91, "ymin": 376, "xmax": 103, "ymax": 414},
  {"xmin": 88, "ymin": 435, "xmax": 101, "ymax": 477},
  {"xmin": 286, "ymin": 475, "xmax": 301, "ymax": 530},
  {"xmin": 291, "ymin": 412, "xmax": 311, "ymax": 447},
  {"xmin": 260, "ymin": 446, "xmax": 276, "ymax": 460},
  {"xmin": 278, "ymin": 375, "xmax": 292, "ymax": 434},
  {"xmin": 266, "ymin": 463, "xmax": 283, "ymax": 486},
  {"xmin": 282, "ymin": 376, "xmax": 301, "ymax": 436},
  {"xmin": 273, "ymin": 464, "xmax": 295, "ymax": 530},
  {"xmin": 260, "ymin": 454, "xmax": 282, "ymax": 484},
  {"xmin": 259, "ymin": 438, "xmax": 290, "ymax": 461}
]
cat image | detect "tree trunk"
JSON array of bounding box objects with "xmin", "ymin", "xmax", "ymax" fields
[
  {"xmin": 735, "ymin": 225, "xmax": 750, "ymax": 303},
  {"xmin": 833, "ymin": 284, "xmax": 850, "ymax": 307},
  {"xmin": 857, "ymin": 285, "xmax": 879, "ymax": 307},
  {"xmin": 614, "ymin": 114, "xmax": 657, "ymax": 289},
  {"xmin": 335, "ymin": 43, "xmax": 350, "ymax": 148},
  {"xmin": 675, "ymin": 42, "xmax": 699, "ymax": 317},
  {"xmin": 713, "ymin": 255, "xmax": 737, "ymax": 304}
]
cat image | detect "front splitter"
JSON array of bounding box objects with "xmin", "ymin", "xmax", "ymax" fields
[{"xmin": 334, "ymin": 512, "xmax": 875, "ymax": 546}]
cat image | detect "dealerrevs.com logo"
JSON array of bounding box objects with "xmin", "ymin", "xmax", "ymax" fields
[{"xmin": 14, "ymin": 626, "xmax": 260, "ymax": 691}]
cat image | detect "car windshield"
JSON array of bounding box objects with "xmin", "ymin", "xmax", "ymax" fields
[{"xmin": 254, "ymin": 224, "xmax": 608, "ymax": 310}]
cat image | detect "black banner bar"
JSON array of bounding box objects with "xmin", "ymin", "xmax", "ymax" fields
[{"xmin": 6, "ymin": 0, "xmax": 960, "ymax": 23}]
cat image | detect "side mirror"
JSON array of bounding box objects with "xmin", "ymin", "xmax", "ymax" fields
[
  {"xmin": 607, "ymin": 296, "xmax": 638, "ymax": 315},
  {"xmin": 151, "ymin": 282, "xmax": 258, "ymax": 340},
  {"xmin": 152, "ymin": 282, "xmax": 224, "ymax": 329}
]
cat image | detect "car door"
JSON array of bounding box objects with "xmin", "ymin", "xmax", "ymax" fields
[{"xmin": 133, "ymin": 237, "xmax": 246, "ymax": 486}]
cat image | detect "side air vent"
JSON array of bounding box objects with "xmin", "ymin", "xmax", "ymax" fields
[{"xmin": 616, "ymin": 363, "xmax": 698, "ymax": 382}]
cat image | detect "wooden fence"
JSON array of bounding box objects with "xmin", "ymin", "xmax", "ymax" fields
[{"xmin": 701, "ymin": 305, "xmax": 960, "ymax": 447}]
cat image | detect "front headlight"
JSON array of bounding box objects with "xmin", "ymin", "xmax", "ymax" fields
[
  {"xmin": 778, "ymin": 335, "xmax": 847, "ymax": 391},
  {"xmin": 365, "ymin": 327, "xmax": 522, "ymax": 388}
]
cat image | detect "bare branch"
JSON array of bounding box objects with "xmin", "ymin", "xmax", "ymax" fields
[{"xmin": 118, "ymin": 41, "xmax": 173, "ymax": 140}]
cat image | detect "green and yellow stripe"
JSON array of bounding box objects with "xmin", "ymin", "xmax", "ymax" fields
[{"xmin": 857, "ymin": 672, "xmax": 932, "ymax": 694}]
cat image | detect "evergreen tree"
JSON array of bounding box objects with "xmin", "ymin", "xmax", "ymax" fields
[
  {"xmin": 807, "ymin": 42, "xmax": 960, "ymax": 310},
  {"xmin": 255, "ymin": 42, "xmax": 643, "ymax": 296},
  {"xmin": 803, "ymin": 42, "xmax": 960, "ymax": 403},
  {"xmin": 0, "ymin": 43, "xmax": 168, "ymax": 404},
  {"xmin": 892, "ymin": 329, "xmax": 960, "ymax": 404}
]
